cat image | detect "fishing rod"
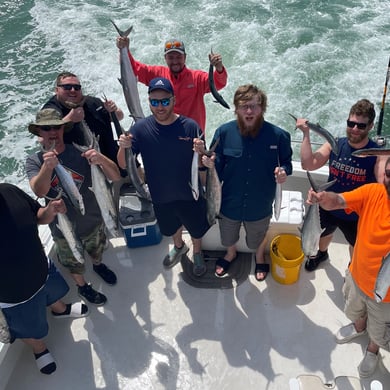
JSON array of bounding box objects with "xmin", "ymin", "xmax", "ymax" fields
[{"xmin": 376, "ymin": 56, "xmax": 390, "ymax": 136}]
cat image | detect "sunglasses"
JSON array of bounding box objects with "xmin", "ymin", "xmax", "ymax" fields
[
  {"xmin": 346, "ymin": 119, "xmax": 368, "ymax": 130},
  {"xmin": 57, "ymin": 84, "xmax": 82, "ymax": 91},
  {"xmin": 165, "ymin": 41, "xmax": 183, "ymax": 50},
  {"xmin": 385, "ymin": 169, "xmax": 390, "ymax": 178},
  {"xmin": 149, "ymin": 97, "xmax": 173, "ymax": 107},
  {"xmin": 39, "ymin": 125, "xmax": 63, "ymax": 131}
]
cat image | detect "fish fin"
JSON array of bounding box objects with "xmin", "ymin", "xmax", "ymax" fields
[{"xmin": 110, "ymin": 20, "xmax": 133, "ymax": 37}]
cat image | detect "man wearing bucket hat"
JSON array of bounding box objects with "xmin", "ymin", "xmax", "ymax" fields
[
  {"xmin": 201, "ymin": 84, "xmax": 292, "ymax": 281},
  {"xmin": 117, "ymin": 77, "xmax": 210, "ymax": 277},
  {"xmin": 26, "ymin": 108, "xmax": 121, "ymax": 306},
  {"xmin": 116, "ymin": 36, "xmax": 228, "ymax": 132}
]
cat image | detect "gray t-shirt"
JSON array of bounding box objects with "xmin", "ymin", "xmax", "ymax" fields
[{"xmin": 26, "ymin": 144, "xmax": 103, "ymax": 238}]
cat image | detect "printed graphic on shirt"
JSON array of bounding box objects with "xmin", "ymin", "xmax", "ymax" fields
[{"xmin": 329, "ymin": 156, "xmax": 369, "ymax": 186}]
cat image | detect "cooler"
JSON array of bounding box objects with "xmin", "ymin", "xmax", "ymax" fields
[{"xmin": 119, "ymin": 189, "xmax": 162, "ymax": 248}]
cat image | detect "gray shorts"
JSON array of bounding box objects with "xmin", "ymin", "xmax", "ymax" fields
[
  {"xmin": 343, "ymin": 270, "xmax": 390, "ymax": 351},
  {"xmin": 218, "ymin": 213, "xmax": 271, "ymax": 250}
]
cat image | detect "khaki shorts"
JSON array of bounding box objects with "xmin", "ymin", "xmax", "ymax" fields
[
  {"xmin": 343, "ymin": 270, "xmax": 390, "ymax": 351},
  {"xmin": 218, "ymin": 213, "xmax": 271, "ymax": 250},
  {"xmin": 55, "ymin": 223, "xmax": 106, "ymax": 274}
]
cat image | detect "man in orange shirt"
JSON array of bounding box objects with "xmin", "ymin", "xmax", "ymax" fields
[
  {"xmin": 116, "ymin": 37, "xmax": 228, "ymax": 133},
  {"xmin": 308, "ymin": 157, "xmax": 390, "ymax": 378}
]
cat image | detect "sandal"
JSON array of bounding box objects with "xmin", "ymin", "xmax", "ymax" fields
[
  {"xmin": 255, "ymin": 263, "xmax": 269, "ymax": 282},
  {"xmin": 35, "ymin": 349, "xmax": 56, "ymax": 375},
  {"xmin": 215, "ymin": 257, "xmax": 236, "ymax": 278}
]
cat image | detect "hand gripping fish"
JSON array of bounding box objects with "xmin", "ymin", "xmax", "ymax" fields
[
  {"xmin": 111, "ymin": 20, "xmax": 145, "ymax": 121},
  {"xmin": 42, "ymin": 142, "xmax": 85, "ymax": 215},
  {"xmin": 73, "ymin": 142, "xmax": 120, "ymax": 238},
  {"xmin": 374, "ymin": 251, "xmax": 390, "ymax": 302},
  {"xmin": 208, "ymin": 48, "xmax": 230, "ymax": 110},
  {"xmin": 289, "ymin": 113, "xmax": 339, "ymax": 155},
  {"xmin": 46, "ymin": 191, "xmax": 85, "ymax": 264},
  {"xmin": 64, "ymin": 100, "xmax": 96, "ymax": 149},
  {"xmin": 299, "ymin": 172, "xmax": 336, "ymax": 257}
]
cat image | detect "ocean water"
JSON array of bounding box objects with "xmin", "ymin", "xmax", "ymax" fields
[{"xmin": 0, "ymin": 0, "xmax": 389, "ymax": 193}]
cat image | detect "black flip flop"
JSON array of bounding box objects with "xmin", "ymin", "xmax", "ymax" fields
[
  {"xmin": 255, "ymin": 263, "xmax": 269, "ymax": 282},
  {"xmin": 215, "ymin": 257, "xmax": 233, "ymax": 278}
]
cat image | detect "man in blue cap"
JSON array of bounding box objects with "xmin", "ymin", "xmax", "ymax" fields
[{"xmin": 117, "ymin": 77, "xmax": 210, "ymax": 277}]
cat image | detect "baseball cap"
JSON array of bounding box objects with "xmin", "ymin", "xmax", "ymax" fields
[
  {"xmin": 164, "ymin": 39, "xmax": 185, "ymax": 55},
  {"xmin": 148, "ymin": 77, "xmax": 174, "ymax": 95}
]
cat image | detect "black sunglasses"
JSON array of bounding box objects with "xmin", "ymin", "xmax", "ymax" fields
[
  {"xmin": 346, "ymin": 119, "xmax": 369, "ymax": 130},
  {"xmin": 57, "ymin": 84, "xmax": 82, "ymax": 91},
  {"xmin": 39, "ymin": 125, "xmax": 63, "ymax": 132}
]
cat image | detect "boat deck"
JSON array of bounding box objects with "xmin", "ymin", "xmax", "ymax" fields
[{"xmin": 3, "ymin": 230, "xmax": 389, "ymax": 389}]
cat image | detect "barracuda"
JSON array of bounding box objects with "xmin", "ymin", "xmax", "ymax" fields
[
  {"xmin": 110, "ymin": 20, "xmax": 145, "ymax": 121},
  {"xmin": 352, "ymin": 148, "xmax": 390, "ymax": 157},
  {"xmin": 208, "ymin": 49, "xmax": 230, "ymax": 110},
  {"xmin": 374, "ymin": 251, "xmax": 390, "ymax": 302},
  {"xmin": 74, "ymin": 143, "xmax": 120, "ymax": 238},
  {"xmin": 300, "ymin": 172, "xmax": 336, "ymax": 257},
  {"xmin": 289, "ymin": 113, "xmax": 339, "ymax": 155}
]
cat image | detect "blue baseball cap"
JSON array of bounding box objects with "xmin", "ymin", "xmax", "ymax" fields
[{"xmin": 148, "ymin": 77, "xmax": 174, "ymax": 95}]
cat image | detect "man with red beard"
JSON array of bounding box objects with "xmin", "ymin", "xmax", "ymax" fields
[
  {"xmin": 207, "ymin": 84, "xmax": 292, "ymax": 280},
  {"xmin": 296, "ymin": 99, "xmax": 385, "ymax": 272}
]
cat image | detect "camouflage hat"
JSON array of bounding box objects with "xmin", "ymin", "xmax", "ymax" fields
[{"xmin": 28, "ymin": 108, "xmax": 73, "ymax": 136}]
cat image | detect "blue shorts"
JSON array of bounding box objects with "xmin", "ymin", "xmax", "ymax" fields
[
  {"xmin": 3, "ymin": 260, "xmax": 69, "ymax": 342},
  {"xmin": 153, "ymin": 199, "xmax": 210, "ymax": 239}
]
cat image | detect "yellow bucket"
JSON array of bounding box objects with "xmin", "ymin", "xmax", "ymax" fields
[{"xmin": 270, "ymin": 234, "xmax": 304, "ymax": 284}]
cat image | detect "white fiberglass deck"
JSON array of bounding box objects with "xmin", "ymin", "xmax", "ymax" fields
[{"xmin": 3, "ymin": 232, "xmax": 389, "ymax": 389}]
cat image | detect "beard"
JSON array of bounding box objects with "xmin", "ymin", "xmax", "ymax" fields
[
  {"xmin": 237, "ymin": 115, "xmax": 264, "ymax": 138},
  {"xmin": 346, "ymin": 129, "xmax": 368, "ymax": 145}
]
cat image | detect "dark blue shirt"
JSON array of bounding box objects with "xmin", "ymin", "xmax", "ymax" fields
[
  {"xmin": 130, "ymin": 115, "xmax": 202, "ymax": 204},
  {"xmin": 212, "ymin": 120, "xmax": 293, "ymax": 221},
  {"xmin": 327, "ymin": 137, "xmax": 379, "ymax": 220}
]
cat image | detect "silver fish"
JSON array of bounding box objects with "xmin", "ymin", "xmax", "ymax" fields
[
  {"xmin": 74, "ymin": 143, "xmax": 120, "ymax": 238},
  {"xmin": 111, "ymin": 20, "xmax": 145, "ymax": 121},
  {"xmin": 102, "ymin": 93, "xmax": 151, "ymax": 202},
  {"xmin": 274, "ymin": 182, "xmax": 282, "ymax": 221},
  {"xmin": 46, "ymin": 191, "xmax": 85, "ymax": 264},
  {"xmin": 273, "ymin": 159, "xmax": 283, "ymax": 221},
  {"xmin": 124, "ymin": 130, "xmax": 152, "ymax": 202},
  {"xmin": 204, "ymin": 138, "xmax": 222, "ymax": 225},
  {"xmin": 208, "ymin": 49, "xmax": 229, "ymax": 110},
  {"xmin": 299, "ymin": 172, "xmax": 336, "ymax": 257},
  {"xmin": 54, "ymin": 163, "xmax": 85, "ymax": 215},
  {"xmin": 289, "ymin": 113, "xmax": 339, "ymax": 155},
  {"xmin": 374, "ymin": 251, "xmax": 390, "ymax": 302},
  {"xmin": 352, "ymin": 148, "xmax": 390, "ymax": 157},
  {"xmin": 190, "ymin": 150, "xmax": 200, "ymax": 200},
  {"xmin": 56, "ymin": 212, "xmax": 85, "ymax": 264}
]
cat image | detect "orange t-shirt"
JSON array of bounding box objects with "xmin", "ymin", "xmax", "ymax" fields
[{"xmin": 343, "ymin": 183, "xmax": 390, "ymax": 302}]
